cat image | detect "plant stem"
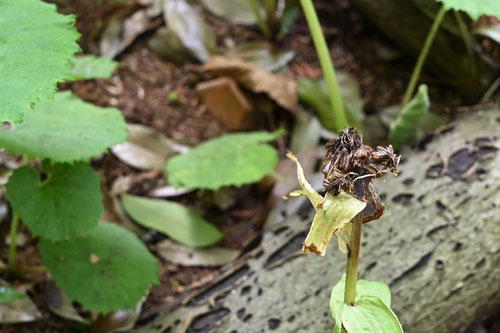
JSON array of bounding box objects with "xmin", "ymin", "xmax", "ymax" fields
[
  {"xmin": 249, "ymin": 0, "xmax": 271, "ymax": 38},
  {"xmin": 299, "ymin": 0, "xmax": 347, "ymax": 131},
  {"xmin": 402, "ymin": 4, "xmax": 447, "ymax": 106},
  {"xmin": 8, "ymin": 212, "xmax": 20, "ymax": 270},
  {"xmin": 343, "ymin": 213, "xmax": 363, "ymax": 305}
]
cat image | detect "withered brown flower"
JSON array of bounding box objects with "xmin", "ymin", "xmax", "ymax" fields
[{"xmin": 322, "ymin": 127, "xmax": 400, "ymax": 223}]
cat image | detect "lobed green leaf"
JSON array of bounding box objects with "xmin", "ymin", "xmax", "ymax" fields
[
  {"xmin": 165, "ymin": 130, "xmax": 283, "ymax": 190},
  {"xmin": 0, "ymin": 0, "xmax": 80, "ymax": 123},
  {"xmin": 121, "ymin": 194, "xmax": 223, "ymax": 247},
  {"xmin": 0, "ymin": 91, "xmax": 128, "ymax": 163},
  {"xmin": 6, "ymin": 162, "xmax": 102, "ymax": 240},
  {"xmin": 40, "ymin": 222, "xmax": 159, "ymax": 314}
]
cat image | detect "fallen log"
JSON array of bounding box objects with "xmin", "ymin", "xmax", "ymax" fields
[
  {"xmin": 348, "ymin": 0, "xmax": 498, "ymax": 102},
  {"xmin": 137, "ymin": 108, "xmax": 500, "ymax": 333}
]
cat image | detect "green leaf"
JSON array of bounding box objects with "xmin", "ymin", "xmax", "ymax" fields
[
  {"xmin": 40, "ymin": 222, "xmax": 159, "ymax": 314},
  {"xmin": 298, "ymin": 75, "xmax": 364, "ymax": 131},
  {"xmin": 330, "ymin": 277, "xmax": 397, "ymax": 333},
  {"xmin": 389, "ymin": 84, "xmax": 430, "ymax": 151},
  {"xmin": 0, "ymin": 0, "xmax": 80, "ymax": 123},
  {"xmin": 0, "ymin": 91, "xmax": 128, "ymax": 163},
  {"xmin": 330, "ymin": 276, "xmax": 392, "ymax": 310},
  {"xmin": 166, "ymin": 130, "xmax": 283, "ymax": 190},
  {"xmin": 121, "ymin": 194, "xmax": 223, "ymax": 247},
  {"xmin": 0, "ymin": 287, "xmax": 27, "ymax": 304},
  {"xmin": 437, "ymin": 0, "xmax": 500, "ymax": 20},
  {"xmin": 69, "ymin": 55, "xmax": 118, "ymax": 81},
  {"xmin": 6, "ymin": 162, "xmax": 102, "ymax": 240},
  {"xmin": 341, "ymin": 296, "xmax": 403, "ymax": 333}
]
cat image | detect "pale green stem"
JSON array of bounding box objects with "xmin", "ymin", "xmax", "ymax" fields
[
  {"xmin": 249, "ymin": 0, "xmax": 270, "ymax": 38},
  {"xmin": 8, "ymin": 212, "xmax": 20, "ymax": 270},
  {"xmin": 299, "ymin": 0, "xmax": 348, "ymax": 131},
  {"xmin": 402, "ymin": 5, "xmax": 447, "ymax": 106},
  {"xmin": 343, "ymin": 213, "xmax": 363, "ymax": 305}
]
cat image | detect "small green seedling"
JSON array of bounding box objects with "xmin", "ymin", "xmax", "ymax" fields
[{"xmin": 286, "ymin": 128, "xmax": 403, "ymax": 333}]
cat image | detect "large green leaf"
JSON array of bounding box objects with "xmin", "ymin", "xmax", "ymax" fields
[
  {"xmin": 0, "ymin": 91, "xmax": 128, "ymax": 163},
  {"xmin": 121, "ymin": 194, "xmax": 223, "ymax": 247},
  {"xmin": 389, "ymin": 84, "xmax": 430, "ymax": 151},
  {"xmin": 6, "ymin": 162, "xmax": 102, "ymax": 240},
  {"xmin": 437, "ymin": 0, "xmax": 500, "ymax": 20},
  {"xmin": 40, "ymin": 222, "xmax": 159, "ymax": 314},
  {"xmin": 0, "ymin": 287, "xmax": 27, "ymax": 304},
  {"xmin": 341, "ymin": 296, "xmax": 403, "ymax": 333},
  {"xmin": 69, "ymin": 55, "xmax": 118, "ymax": 81},
  {"xmin": 166, "ymin": 130, "xmax": 283, "ymax": 190},
  {"xmin": 298, "ymin": 75, "xmax": 364, "ymax": 131},
  {"xmin": 0, "ymin": 0, "xmax": 80, "ymax": 123}
]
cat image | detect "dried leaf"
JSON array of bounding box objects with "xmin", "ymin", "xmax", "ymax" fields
[
  {"xmin": 111, "ymin": 124, "xmax": 187, "ymax": 171},
  {"xmin": 200, "ymin": 0, "xmax": 257, "ymax": 25},
  {"xmin": 156, "ymin": 239, "xmax": 240, "ymax": 266},
  {"xmin": 148, "ymin": 27, "xmax": 197, "ymax": 64},
  {"xmin": 0, "ymin": 279, "xmax": 41, "ymax": 323},
  {"xmin": 164, "ymin": 0, "xmax": 216, "ymax": 62},
  {"xmin": 45, "ymin": 281, "xmax": 88, "ymax": 324},
  {"xmin": 285, "ymin": 152, "xmax": 366, "ymax": 256},
  {"xmin": 100, "ymin": 10, "xmax": 153, "ymax": 58},
  {"xmin": 225, "ymin": 41, "xmax": 294, "ymax": 72},
  {"xmin": 203, "ymin": 56, "xmax": 298, "ymax": 113}
]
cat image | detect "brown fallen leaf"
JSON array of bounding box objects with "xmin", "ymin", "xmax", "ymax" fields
[
  {"xmin": 202, "ymin": 56, "xmax": 298, "ymax": 113},
  {"xmin": 196, "ymin": 77, "xmax": 253, "ymax": 130}
]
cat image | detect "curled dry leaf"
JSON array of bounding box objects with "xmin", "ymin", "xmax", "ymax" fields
[
  {"xmin": 45, "ymin": 281, "xmax": 88, "ymax": 324},
  {"xmin": 0, "ymin": 279, "xmax": 41, "ymax": 324},
  {"xmin": 164, "ymin": 0, "xmax": 216, "ymax": 62},
  {"xmin": 200, "ymin": 0, "xmax": 258, "ymax": 25},
  {"xmin": 202, "ymin": 56, "xmax": 298, "ymax": 113},
  {"xmin": 111, "ymin": 124, "xmax": 188, "ymax": 171},
  {"xmin": 285, "ymin": 152, "xmax": 366, "ymax": 256},
  {"xmin": 156, "ymin": 239, "xmax": 240, "ymax": 267},
  {"xmin": 100, "ymin": 9, "xmax": 157, "ymax": 58},
  {"xmin": 225, "ymin": 41, "xmax": 295, "ymax": 72}
]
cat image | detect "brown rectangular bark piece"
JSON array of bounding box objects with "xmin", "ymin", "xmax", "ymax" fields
[{"xmin": 196, "ymin": 77, "xmax": 253, "ymax": 131}]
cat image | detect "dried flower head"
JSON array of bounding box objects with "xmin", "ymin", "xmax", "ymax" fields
[{"xmin": 322, "ymin": 127, "xmax": 400, "ymax": 223}]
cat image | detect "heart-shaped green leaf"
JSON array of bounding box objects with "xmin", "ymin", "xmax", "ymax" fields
[
  {"xmin": 0, "ymin": 92, "xmax": 128, "ymax": 163},
  {"xmin": 166, "ymin": 130, "xmax": 283, "ymax": 190},
  {"xmin": 121, "ymin": 194, "xmax": 223, "ymax": 247},
  {"xmin": 6, "ymin": 162, "xmax": 102, "ymax": 240},
  {"xmin": 40, "ymin": 222, "xmax": 159, "ymax": 314},
  {"xmin": 0, "ymin": 0, "xmax": 80, "ymax": 123}
]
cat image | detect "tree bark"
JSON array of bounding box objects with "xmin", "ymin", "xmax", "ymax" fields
[{"xmin": 137, "ymin": 109, "xmax": 500, "ymax": 333}]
